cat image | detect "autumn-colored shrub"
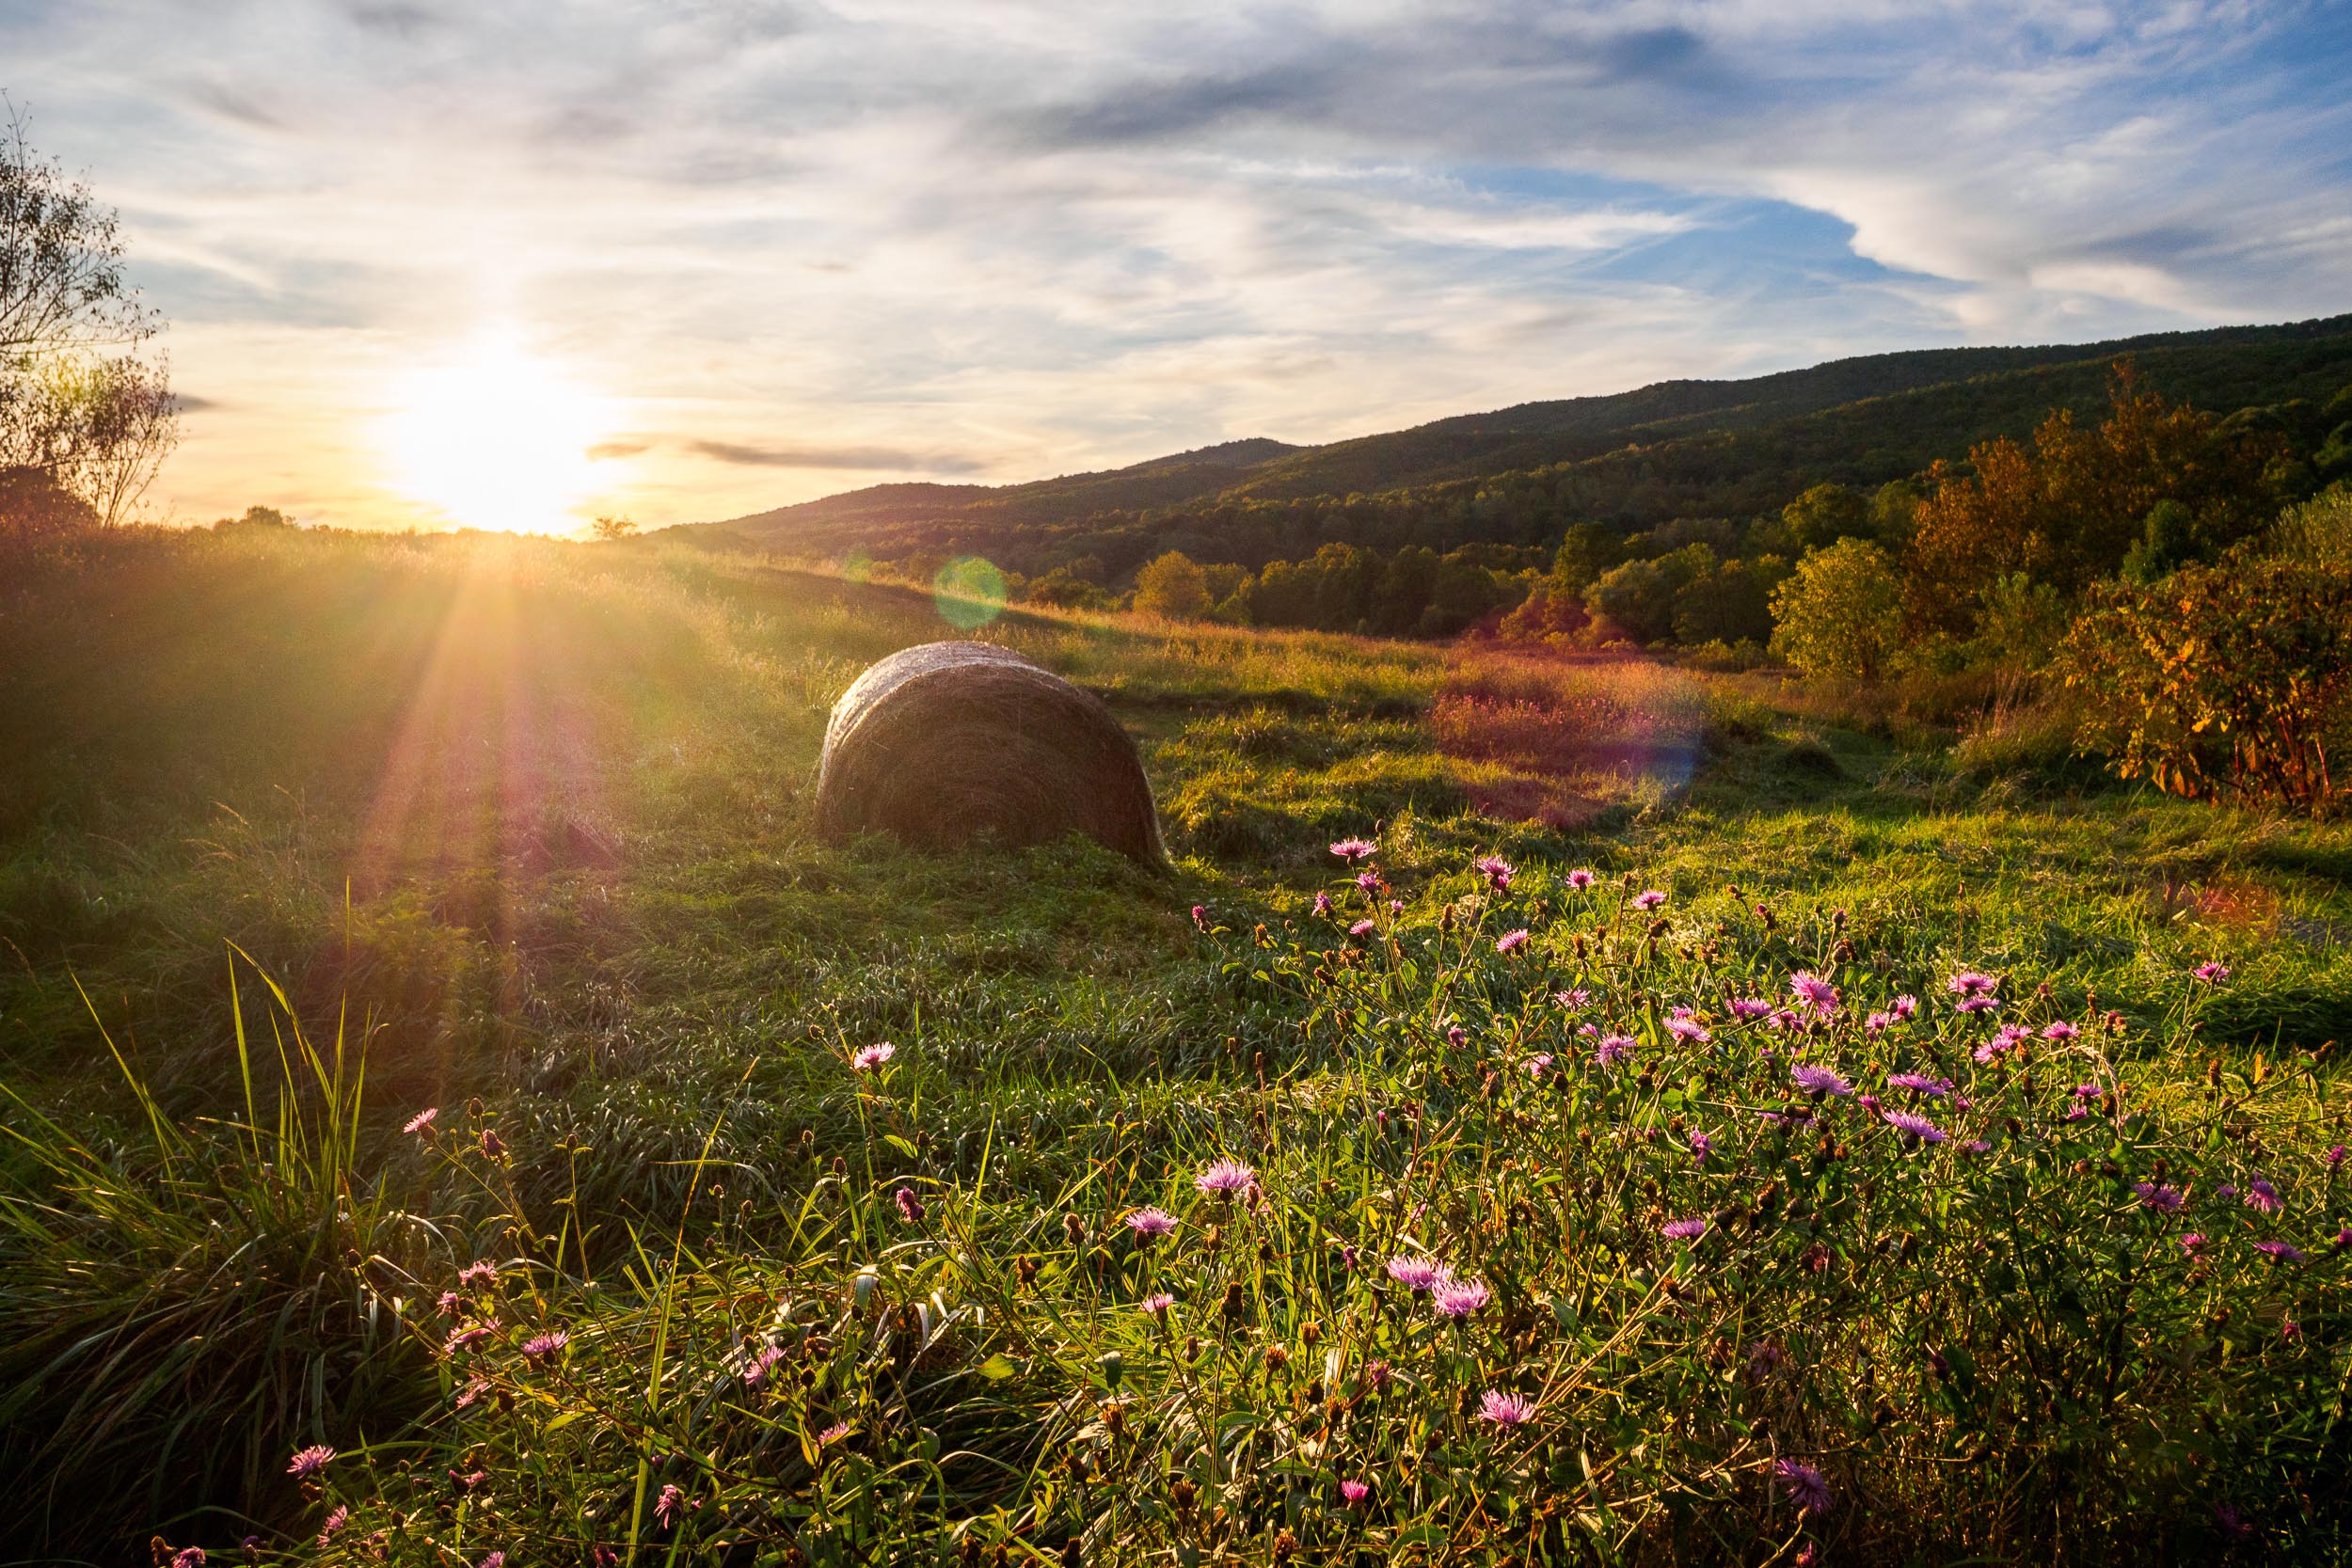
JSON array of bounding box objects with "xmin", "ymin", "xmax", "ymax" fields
[
  {"xmin": 2063, "ymin": 553, "xmax": 2352, "ymax": 810},
  {"xmin": 1906, "ymin": 363, "xmax": 2280, "ymax": 632}
]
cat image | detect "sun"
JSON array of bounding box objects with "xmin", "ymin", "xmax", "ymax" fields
[{"xmin": 378, "ymin": 333, "xmax": 618, "ymax": 533}]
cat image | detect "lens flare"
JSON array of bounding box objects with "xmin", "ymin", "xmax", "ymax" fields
[{"xmin": 933, "ymin": 556, "xmax": 1008, "ymax": 630}]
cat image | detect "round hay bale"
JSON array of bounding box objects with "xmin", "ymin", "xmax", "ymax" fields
[{"xmin": 814, "ymin": 641, "xmax": 1166, "ymax": 865}]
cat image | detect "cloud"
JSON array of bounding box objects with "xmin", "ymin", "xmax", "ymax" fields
[{"xmin": 683, "ymin": 438, "xmax": 986, "ymax": 475}]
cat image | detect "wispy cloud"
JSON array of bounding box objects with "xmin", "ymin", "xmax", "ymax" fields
[
  {"xmin": 682, "ymin": 438, "xmax": 985, "ymax": 474},
  {"xmin": 5, "ymin": 0, "xmax": 2345, "ymax": 530}
]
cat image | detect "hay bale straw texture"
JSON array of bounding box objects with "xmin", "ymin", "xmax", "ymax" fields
[{"xmin": 814, "ymin": 641, "xmax": 1167, "ymax": 864}]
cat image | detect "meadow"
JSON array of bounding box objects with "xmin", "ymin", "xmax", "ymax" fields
[{"xmin": 1, "ymin": 524, "xmax": 2347, "ymax": 1564}]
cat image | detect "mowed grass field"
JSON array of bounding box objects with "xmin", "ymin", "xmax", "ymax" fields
[{"xmin": 1, "ymin": 525, "xmax": 2348, "ymax": 1563}]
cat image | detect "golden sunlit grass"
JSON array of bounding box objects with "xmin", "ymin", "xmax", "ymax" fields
[{"xmin": 375, "ymin": 332, "xmax": 619, "ymax": 534}]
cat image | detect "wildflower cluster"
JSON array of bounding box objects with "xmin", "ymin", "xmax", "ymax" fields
[{"xmin": 276, "ymin": 844, "xmax": 2345, "ymax": 1564}]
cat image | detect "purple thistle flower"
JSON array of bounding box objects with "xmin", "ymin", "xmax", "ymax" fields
[
  {"xmin": 2334, "ymin": 1227, "xmax": 2352, "ymax": 1251},
  {"xmin": 2041, "ymin": 1020, "xmax": 2079, "ymax": 1040},
  {"xmin": 895, "ymin": 1186, "xmax": 925, "ymax": 1223},
  {"xmin": 1947, "ymin": 971, "xmax": 1998, "ymax": 998},
  {"xmin": 1728, "ymin": 996, "xmax": 1772, "ymax": 1021},
  {"xmin": 1329, "ymin": 837, "xmax": 1376, "ymax": 862},
  {"xmin": 1384, "ymin": 1256, "xmax": 1451, "ymax": 1292},
  {"xmin": 1141, "ymin": 1291, "xmax": 1175, "ymax": 1316},
  {"xmin": 1883, "ymin": 1110, "xmax": 1948, "ymax": 1144},
  {"xmin": 1554, "ymin": 987, "xmax": 1592, "ymax": 1007},
  {"xmin": 1355, "ymin": 870, "xmax": 1383, "ymax": 895},
  {"xmin": 2179, "ymin": 1231, "xmax": 2208, "ymax": 1254},
  {"xmin": 1865, "ymin": 1010, "xmax": 1894, "ymax": 1035},
  {"xmin": 1474, "ymin": 854, "xmax": 1515, "ymax": 891},
  {"xmin": 459, "ymin": 1259, "xmax": 498, "ymax": 1288},
  {"xmin": 656, "ymin": 1483, "xmax": 684, "ymax": 1528},
  {"xmin": 446, "ymin": 1321, "xmax": 495, "ymax": 1354},
  {"xmin": 1885, "ymin": 1072, "xmax": 1953, "ymax": 1097},
  {"xmin": 1632, "ymin": 889, "xmax": 1667, "ymax": 911},
  {"xmin": 1690, "ymin": 1132, "xmax": 1713, "ymax": 1164},
  {"xmin": 743, "ymin": 1341, "xmax": 787, "ymax": 1387},
  {"xmin": 2327, "ymin": 1144, "xmax": 2345, "ymax": 1168},
  {"xmin": 1191, "ymin": 904, "xmax": 1209, "ymax": 931},
  {"xmin": 850, "ymin": 1041, "xmax": 897, "ymax": 1071},
  {"xmin": 1790, "ymin": 1063, "xmax": 1852, "ymax": 1098},
  {"xmin": 1478, "ymin": 1389, "xmax": 1536, "ymax": 1426},
  {"xmin": 1313, "ymin": 891, "xmax": 1333, "ymax": 915},
  {"xmin": 1432, "ymin": 1277, "xmax": 1490, "ymax": 1318},
  {"xmin": 1956, "ymin": 994, "xmax": 2000, "ymax": 1015},
  {"xmin": 1195, "ymin": 1159, "xmax": 1255, "ymax": 1196},
  {"xmin": 1125, "ymin": 1207, "xmax": 1177, "ymax": 1239},
  {"xmin": 2254, "ymin": 1239, "xmax": 2306, "ymax": 1262},
  {"xmin": 1496, "ymin": 927, "xmax": 1531, "ymax": 955},
  {"xmin": 1339, "ymin": 1478, "xmax": 1371, "ymax": 1508},
  {"xmin": 1857, "ymin": 1093, "xmax": 1882, "ymax": 1115},
  {"xmin": 1595, "ymin": 1034, "xmax": 1635, "ymax": 1067},
  {"xmin": 1566, "ymin": 868, "xmax": 1595, "ymax": 889},
  {"xmin": 437, "ymin": 1291, "xmax": 460, "ymax": 1318},
  {"xmin": 2192, "ymin": 961, "xmax": 2231, "ymax": 984},
  {"xmin": 818, "ymin": 1421, "xmax": 852, "ymax": 1444},
  {"xmin": 171, "ymin": 1551, "xmax": 204, "ymax": 1568},
  {"xmin": 1774, "ymin": 1459, "xmax": 1832, "ymax": 1515},
  {"xmin": 404, "ymin": 1106, "xmax": 438, "ymax": 1134},
  {"xmin": 1891, "ymin": 993, "xmax": 1918, "ymax": 1020},
  {"xmin": 479, "ymin": 1555, "xmax": 506, "ymax": 1568},
  {"xmin": 1788, "ymin": 972, "xmax": 1839, "ymax": 1013},
  {"xmin": 2244, "ymin": 1178, "xmax": 2281, "ymax": 1213},
  {"xmin": 287, "ymin": 1444, "xmax": 335, "ymax": 1479},
  {"xmin": 1349, "ymin": 918, "xmax": 1377, "ymax": 937},
  {"xmin": 1661, "ymin": 1217, "xmax": 1708, "ymax": 1242},
  {"xmin": 319, "ymin": 1504, "xmax": 349, "ymax": 1544},
  {"xmin": 521, "ymin": 1329, "xmax": 568, "ymax": 1362},
  {"xmin": 1666, "ymin": 1013, "xmax": 1711, "ymax": 1043},
  {"xmin": 1525, "ymin": 1052, "xmax": 1554, "ymax": 1079},
  {"xmin": 2135, "ymin": 1182, "xmax": 2185, "ymax": 1212}
]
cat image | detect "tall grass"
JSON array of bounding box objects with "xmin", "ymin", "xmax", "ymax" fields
[{"xmin": 0, "ymin": 952, "xmax": 441, "ymax": 1551}]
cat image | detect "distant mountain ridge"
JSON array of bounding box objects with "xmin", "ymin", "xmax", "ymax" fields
[{"xmin": 691, "ymin": 313, "xmax": 2352, "ymax": 570}]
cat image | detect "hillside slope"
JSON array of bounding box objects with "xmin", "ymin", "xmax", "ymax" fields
[{"xmin": 695, "ymin": 314, "xmax": 2352, "ymax": 573}]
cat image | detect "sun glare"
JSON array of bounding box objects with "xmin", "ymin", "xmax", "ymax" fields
[{"xmin": 378, "ymin": 334, "xmax": 617, "ymax": 533}]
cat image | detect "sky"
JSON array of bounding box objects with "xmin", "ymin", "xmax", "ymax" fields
[{"xmin": 8, "ymin": 0, "xmax": 2352, "ymax": 533}]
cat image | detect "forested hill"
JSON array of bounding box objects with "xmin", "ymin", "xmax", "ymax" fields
[{"xmin": 686, "ymin": 313, "xmax": 2352, "ymax": 576}]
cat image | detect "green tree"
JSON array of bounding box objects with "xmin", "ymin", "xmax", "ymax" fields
[
  {"xmin": 591, "ymin": 514, "xmax": 639, "ymax": 542},
  {"xmin": 1769, "ymin": 538, "xmax": 1904, "ymax": 678},
  {"xmin": 1132, "ymin": 550, "xmax": 1210, "ymax": 619},
  {"xmin": 1546, "ymin": 521, "xmax": 1619, "ymax": 599},
  {"xmin": 1584, "ymin": 560, "xmax": 1675, "ymax": 643},
  {"xmin": 1781, "ymin": 483, "xmax": 1871, "ymax": 553},
  {"xmin": 1, "ymin": 111, "xmax": 178, "ymax": 529},
  {"xmin": 1870, "ymin": 479, "xmax": 1924, "ymax": 546},
  {"xmin": 1670, "ymin": 559, "xmax": 1774, "ymax": 646}
]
